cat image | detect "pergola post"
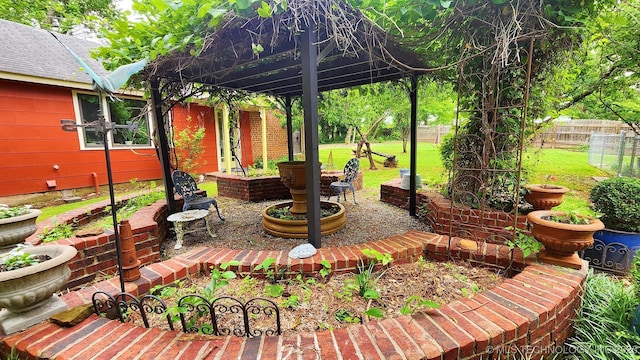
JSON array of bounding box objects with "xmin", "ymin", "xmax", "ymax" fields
[
  {"xmin": 222, "ymin": 104, "xmax": 232, "ymax": 174},
  {"xmin": 285, "ymin": 96, "xmax": 294, "ymax": 161},
  {"xmin": 260, "ymin": 108, "xmax": 268, "ymax": 171},
  {"xmin": 150, "ymin": 77, "xmax": 176, "ymax": 214},
  {"xmin": 301, "ymin": 24, "xmax": 322, "ymax": 248},
  {"xmin": 409, "ymin": 74, "xmax": 418, "ymax": 216}
]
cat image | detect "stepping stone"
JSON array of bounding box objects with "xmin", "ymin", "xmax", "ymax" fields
[{"xmin": 288, "ymin": 243, "xmax": 317, "ymax": 259}]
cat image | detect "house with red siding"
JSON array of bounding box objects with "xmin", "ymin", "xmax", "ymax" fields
[{"xmin": 0, "ymin": 19, "xmax": 288, "ymax": 198}]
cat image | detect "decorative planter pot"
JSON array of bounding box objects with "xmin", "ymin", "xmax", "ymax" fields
[
  {"xmin": 276, "ymin": 161, "xmax": 321, "ymax": 214},
  {"xmin": 582, "ymin": 228, "xmax": 640, "ymax": 273},
  {"xmin": 524, "ymin": 184, "xmax": 570, "ymax": 210},
  {"xmin": 0, "ymin": 244, "xmax": 77, "ymax": 313},
  {"xmin": 0, "ymin": 209, "xmax": 42, "ymax": 248},
  {"xmin": 527, "ymin": 210, "xmax": 604, "ymax": 269}
]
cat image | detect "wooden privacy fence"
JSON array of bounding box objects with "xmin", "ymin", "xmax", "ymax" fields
[{"xmin": 416, "ymin": 120, "xmax": 637, "ymax": 148}]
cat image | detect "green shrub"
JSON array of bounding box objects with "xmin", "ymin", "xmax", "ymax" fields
[{"xmin": 590, "ymin": 177, "xmax": 640, "ymax": 233}]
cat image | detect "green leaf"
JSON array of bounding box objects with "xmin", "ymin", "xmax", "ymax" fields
[
  {"xmin": 363, "ymin": 289, "xmax": 380, "ymax": 299},
  {"xmin": 365, "ymin": 308, "xmax": 384, "ymax": 318},
  {"xmin": 257, "ymin": 1, "xmax": 271, "ymax": 17},
  {"xmin": 197, "ymin": 3, "xmax": 212, "ymax": 18},
  {"xmin": 235, "ymin": 0, "xmax": 253, "ymax": 10}
]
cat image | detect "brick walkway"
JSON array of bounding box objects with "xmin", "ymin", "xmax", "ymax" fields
[{"xmin": 0, "ymin": 230, "xmax": 588, "ymax": 359}]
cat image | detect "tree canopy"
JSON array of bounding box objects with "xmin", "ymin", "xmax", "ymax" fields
[{"xmin": 0, "ymin": 0, "xmax": 123, "ymax": 35}]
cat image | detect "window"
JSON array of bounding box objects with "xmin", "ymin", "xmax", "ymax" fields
[{"xmin": 74, "ymin": 92, "xmax": 152, "ymax": 149}]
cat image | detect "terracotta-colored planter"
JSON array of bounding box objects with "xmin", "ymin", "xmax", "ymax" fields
[
  {"xmin": 524, "ymin": 184, "xmax": 569, "ymax": 210},
  {"xmin": 262, "ymin": 202, "xmax": 346, "ymax": 238},
  {"xmin": 0, "ymin": 244, "xmax": 77, "ymax": 313},
  {"xmin": 0, "ymin": 209, "xmax": 42, "ymax": 248},
  {"xmin": 276, "ymin": 161, "xmax": 321, "ymax": 214},
  {"xmin": 527, "ymin": 210, "xmax": 604, "ymax": 269}
]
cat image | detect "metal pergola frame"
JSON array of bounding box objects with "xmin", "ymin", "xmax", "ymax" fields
[{"xmin": 148, "ymin": 1, "xmax": 428, "ymax": 248}]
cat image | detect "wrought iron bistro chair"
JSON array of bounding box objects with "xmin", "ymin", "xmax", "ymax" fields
[
  {"xmin": 328, "ymin": 158, "xmax": 359, "ymax": 204},
  {"xmin": 171, "ymin": 170, "xmax": 225, "ymax": 221}
]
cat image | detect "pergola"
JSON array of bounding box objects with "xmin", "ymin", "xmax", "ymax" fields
[{"xmin": 147, "ymin": 0, "xmax": 430, "ymax": 248}]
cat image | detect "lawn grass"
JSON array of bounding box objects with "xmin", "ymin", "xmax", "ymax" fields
[{"xmin": 36, "ymin": 141, "xmax": 612, "ymax": 221}]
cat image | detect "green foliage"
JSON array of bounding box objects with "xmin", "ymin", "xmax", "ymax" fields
[
  {"xmin": 590, "ymin": 177, "xmax": 640, "ymax": 233},
  {"xmin": 505, "ymin": 226, "xmax": 542, "ymax": 258},
  {"xmin": 319, "ymin": 259, "xmax": 332, "ymax": 279},
  {"xmin": 0, "ymin": 248, "xmax": 46, "ymax": 271},
  {"xmin": 204, "ymin": 260, "xmax": 239, "ymax": 299},
  {"xmin": 399, "ymin": 295, "xmax": 440, "ymax": 315},
  {"xmin": 563, "ymin": 271, "xmax": 640, "ymax": 359},
  {"xmin": 547, "ymin": 211, "xmax": 592, "ymax": 225},
  {"xmin": 263, "ymin": 284, "xmax": 284, "ymax": 297},
  {"xmin": 37, "ymin": 218, "xmax": 74, "ymax": 243},
  {"xmin": 355, "ymin": 249, "xmax": 392, "ymax": 297},
  {"xmin": 0, "ymin": 0, "xmax": 123, "ymax": 35},
  {"xmin": 280, "ymin": 295, "xmax": 299, "ymax": 309},
  {"xmin": 0, "ymin": 205, "xmax": 30, "ymax": 219},
  {"xmin": 631, "ymin": 250, "xmax": 640, "ymax": 301},
  {"xmin": 172, "ymin": 117, "xmax": 206, "ymax": 175},
  {"xmin": 334, "ymin": 309, "xmax": 361, "ymax": 324}
]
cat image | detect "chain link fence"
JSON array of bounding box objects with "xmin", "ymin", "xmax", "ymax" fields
[{"xmin": 589, "ymin": 131, "xmax": 640, "ymax": 178}]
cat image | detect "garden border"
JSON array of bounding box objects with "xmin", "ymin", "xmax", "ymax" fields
[{"xmin": 3, "ymin": 227, "xmax": 587, "ymax": 359}]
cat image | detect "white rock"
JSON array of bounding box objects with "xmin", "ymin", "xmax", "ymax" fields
[{"xmin": 288, "ymin": 243, "xmax": 317, "ymax": 259}]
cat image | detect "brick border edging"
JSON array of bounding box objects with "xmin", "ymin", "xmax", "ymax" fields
[{"xmin": 1, "ymin": 230, "xmax": 587, "ymax": 360}]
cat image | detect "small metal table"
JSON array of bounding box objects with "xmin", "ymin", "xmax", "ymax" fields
[{"xmin": 167, "ymin": 209, "xmax": 215, "ymax": 250}]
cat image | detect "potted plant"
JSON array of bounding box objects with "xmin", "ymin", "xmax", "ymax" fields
[
  {"xmin": 0, "ymin": 245, "xmax": 77, "ymax": 312},
  {"xmin": 588, "ymin": 177, "xmax": 640, "ymax": 272},
  {"xmin": 0, "ymin": 205, "xmax": 42, "ymax": 248},
  {"xmin": 527, "ymin": 210, "xmax": 604, "ymax": 269},
  {"xmin": 524, "ymin": 176, "xmax": 570, "ymax": 210}
]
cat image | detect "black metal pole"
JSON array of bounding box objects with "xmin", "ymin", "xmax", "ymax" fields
[
  {"xmin": 301, "ymin": 23, "xmax": 322, "ymax": 248},
  {"xmin": 151, "ymin": 78, "xmax": 176, "ymax": 214},
  {"xmin": 98, "ymin": 94, "xmax": 126, "ymax": 293},
  {"xmin": 409, "ymin": 74, "xmax": 418, "ymax": 217}
]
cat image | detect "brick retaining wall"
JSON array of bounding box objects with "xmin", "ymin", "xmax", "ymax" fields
[
  {"xmin": 0, "ymin": 230, "xmax": 588, "ymax": 359},
  {"xmin": 24, "ymin": 195, "xmax": 166, "ymax": 290},
  {"xmin": 381, "ymin": 179, "xmax": 528, "ymax": 243},
  {"xmin": 215, "ymin": 171, "xmax": 364, "ymax": 201}
]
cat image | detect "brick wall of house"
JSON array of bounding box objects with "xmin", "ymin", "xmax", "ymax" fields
[{"xmin": 249, "ymin": 111, "xmax": 288, "ymax": 164}]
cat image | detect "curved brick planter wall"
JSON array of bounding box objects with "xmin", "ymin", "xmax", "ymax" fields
[
  {"xmin": 24, "ymin": 195, "xmax": 170, "ymax": 290},
  {"xmin": 1, "ymin": 229, "xmax": 587, "ymax": 359},
  {"xmin": 381, "ymin": 179, "xmax": 529, "ymax": 243}
]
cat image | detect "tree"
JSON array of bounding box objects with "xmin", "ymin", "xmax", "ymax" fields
[
  {"xmin": 556, "ymin": 0, "xmax": 640, "ymax": 134},
  {"xmin": 0, "ymin": 0, "xmax": 123, "ymax": 35}
]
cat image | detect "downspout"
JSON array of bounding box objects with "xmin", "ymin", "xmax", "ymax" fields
[{"xmin": 91, "ymin": 172, "xmax": 99, "ymax": 193}]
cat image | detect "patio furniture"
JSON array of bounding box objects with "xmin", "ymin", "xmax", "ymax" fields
[
  {"xmin": 167, "ymin": 209, "xmax": 216, "ymax": 250},
  {"xmin": 171, "ymin": 170, "xmax": 224, "ymax": 221},
  {"xmin": 328, "ymin": 158, "xmax": 359, "ymax": 204}
]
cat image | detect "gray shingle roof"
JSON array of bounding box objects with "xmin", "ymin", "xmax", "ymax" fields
[{"xmin": 0, "ymin": 19, "xmax": 108, "ymax": 86}]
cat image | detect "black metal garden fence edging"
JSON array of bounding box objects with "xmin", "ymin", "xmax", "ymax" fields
[
  {"xmin": 92, "ymin": 291, "xmax": 281, "ymax": 337},
  {"xmin": 579, "ymin": 239, "xmax": 640, "ymax": 275}
]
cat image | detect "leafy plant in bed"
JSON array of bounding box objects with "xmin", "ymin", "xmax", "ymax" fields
[{"xmin": 117, "ymin": 252, "xmax": 501, "ymax": 335}]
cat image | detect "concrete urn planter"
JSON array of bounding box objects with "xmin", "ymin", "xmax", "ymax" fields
[
  {"xmin": 0, "ymin": 209, "xmax": 42, "ymax": 248},
  {"xmin": 0, "ymin": 244, "xmax": 77, "ymax": 313}
]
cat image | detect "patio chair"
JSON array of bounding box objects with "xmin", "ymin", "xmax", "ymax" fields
[
  {"xmin": 171, "ymin": 170, "xmax": 225, "ymax": 221},
  {"xmin": 328, "ymin": 158, "xmax": 359, "ymax": 204}
]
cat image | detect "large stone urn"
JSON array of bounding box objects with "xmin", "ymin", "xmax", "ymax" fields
[
  {"xmin": 0, "ymin": 244, "xmax": 77, "ymax": 334},
  {"xmin": 527, "ymin": 210, "xmax": 604, "ymax": 269},
  {"xmin": 0, "ymin": 209, "xmax": 42, "ymax": 248},
  {"xmin": 0, "ymin": 244, "xmax": 77, "ymax": 312},
  {"xmin": 277, "ymin": 161, "xmax": 318, "ymax": 214}
]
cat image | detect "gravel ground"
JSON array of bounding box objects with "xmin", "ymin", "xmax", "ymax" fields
[{"xmin": 161, "ymin": 194, "xmax": 432, "ymax": 259}]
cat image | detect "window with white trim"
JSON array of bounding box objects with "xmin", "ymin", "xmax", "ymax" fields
[{"xmin": 74, "ymin": 91, "xmax": 153, "ymax": 149}]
